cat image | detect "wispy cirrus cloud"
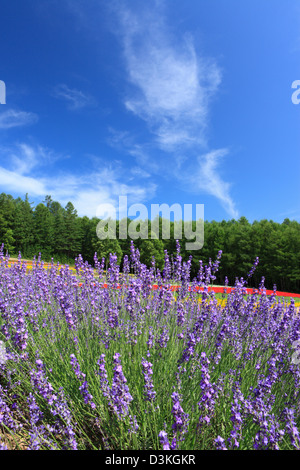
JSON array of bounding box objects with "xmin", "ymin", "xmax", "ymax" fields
[
  {"xmin": 116, "ymin": 3, "xmax": 221, "ymax": 152},
  {"xmin": 0, "ymin": 108, "xmax": 38, "ymax": 129},
  {"xmin": 53, "ymin": 83, "xmax": 96, "ymax": 110},
  {"xmin": 113, "ymin": 2, "xmax": 238, "ymax": 218},
  {"xmin": 0, "ymin": 142, "xmax": 156, "ymax": 218},
  {"xmin": 38, "ymin": 0, "xmax": 239, "ymax": 218},
  {"xmin": 190, "ymin": 149, "xmax": 238, "ymax": 219},
  {"xmin": 130, "ymin": 166, "xmax": 151, "ymax": 179},
  {"xmin": 0, "ymin": 166, "xmax": 46, "ymax": 196},
  {"xmin": 0, "ymin": 142, "xmax": 67, "ymax": 175}
]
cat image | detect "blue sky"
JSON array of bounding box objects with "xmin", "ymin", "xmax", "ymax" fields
[{"xmin": 0, "ymin": 0, "xmax": 299, "ymax": 222}]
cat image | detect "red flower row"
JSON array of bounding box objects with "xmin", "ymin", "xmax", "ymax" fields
[{"xmin": 77, "ymin": 282, "xmax": 300, "ymax": 299}]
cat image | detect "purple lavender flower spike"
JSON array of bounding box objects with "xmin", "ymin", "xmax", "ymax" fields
[
  {"xmin": 110, "ymin": 353, "xmax": 133, "ymax": 420},
  {"xmin": 70, "ymin": 354, "xmax": 96, "ymax": 410},
  {"xmin": 141, "ymin": 358, "xmax": 156, "ymax": 403},
  {"xmin": 283, "ymin": 408, "xmax": 300, "ymax": 449},
  {"xmin": 29, "ymin": 359, "xmax": 77, "ymax": 449},
  {"xmin": 97, "ymin": 354, "xmax": 111, "ymax": 400},
  {"xmin": 171, "ymin": 391, "xmax": 189, "ymax": 443},
  {"xmin": 158, "ymin": 430, "xmax": 171, "ymax": 450},
  {"xmin": 197, "ymin": 352, "xmax": 216, "ymax": 429},
  {"xmin": 214, "ymin": 435, "xmax": 228, "ymax": 450},
  {"xmin": 26, "ymin": 392, "xmax": 56, "ymax": 450}
]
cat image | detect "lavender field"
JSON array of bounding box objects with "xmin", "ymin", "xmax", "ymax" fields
[{"xmin": 0, "ymin": 241, "xmax": 299, "ymax": 450}]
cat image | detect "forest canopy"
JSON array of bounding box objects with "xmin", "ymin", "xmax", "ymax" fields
[{"xmin": 0, "ymin": 192, "xmax": 299, "ymax": 293}]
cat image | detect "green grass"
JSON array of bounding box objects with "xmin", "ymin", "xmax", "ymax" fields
[{"xmin": 0, "ymin": 260, "xmax": 299, "ymax": 450}]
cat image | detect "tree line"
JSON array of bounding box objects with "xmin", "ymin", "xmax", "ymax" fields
[{"xmin": 0, "ymin": 192, "xmax": 299, "ymax": 293}]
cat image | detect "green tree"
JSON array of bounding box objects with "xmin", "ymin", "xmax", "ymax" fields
[
  {"xmin": 33, "ymin": 202, "xmax": 53, "ymax": 258},
  {"xmin": 49, "ymin": 200, "xmax": 67, "ymax": 258},
  {"xmin": 139, "ymin": 238, "xmax": 165, "ymax": 270},
  {"xmin": 0, "ymin": 193, "xmax": 16, "ymax": 253},
  {"xmin": 96, "ymin": 237, "xmax": 123, "ymax": 268},
  {"xmin": 13, "ymin": 194, "xmax": 34, "ymax": 257},
  {"xmin": 79, "ymin": 216, "xmax": 99, "ymax": 264},
  {"xmin": 63, "ymin": 202, "xmax": 82, "ymax": 259}
]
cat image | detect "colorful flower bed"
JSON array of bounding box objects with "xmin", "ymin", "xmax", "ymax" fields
[{"xmin": 0, "ymin": 242, "xmax": 299, "ymax": 450}]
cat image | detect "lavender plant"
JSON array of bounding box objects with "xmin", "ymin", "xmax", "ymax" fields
[{"xmin": 0, "ymin": 242, "xmax": 299, "ymax": 450}]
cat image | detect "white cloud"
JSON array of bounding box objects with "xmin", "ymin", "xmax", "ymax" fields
[
  {"xmin": 114, "ymin": 3, "xmax": 238, "ymax": 218},
  {"xmin": 0, "ymin": 142, "xmax": 67, "ymax": 175},
  {"xmin": 53, "ymin": 84, "xmax": 96, "ymax": 110},
  {"xmin": 184, "ymin": 149, "xmax": 239, "ymax": 219},
  {"xmin": 118, "ymin": 5, "xmax": 221, "ymax": 152},
  {"xmin": 9, "ymin": 143, "xmax": 45, "ymax": 175},
  {"xmin": 0, "ymin": 142, "xmax": 157, "ymax": 218},
  {"xmin": 0, "ymin": 166, "xmax": 46, "ymax": 195},
  {"xmin": 33, "ymin": 0, "xmax": 238, "ymax": 219},
  {"xmin": 130, "ymin": 166, "xmax": 150, "ymax": 178},
  {"xmin": 0, "ymin": 109, "xmax": 38, "ymax": 129}
]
